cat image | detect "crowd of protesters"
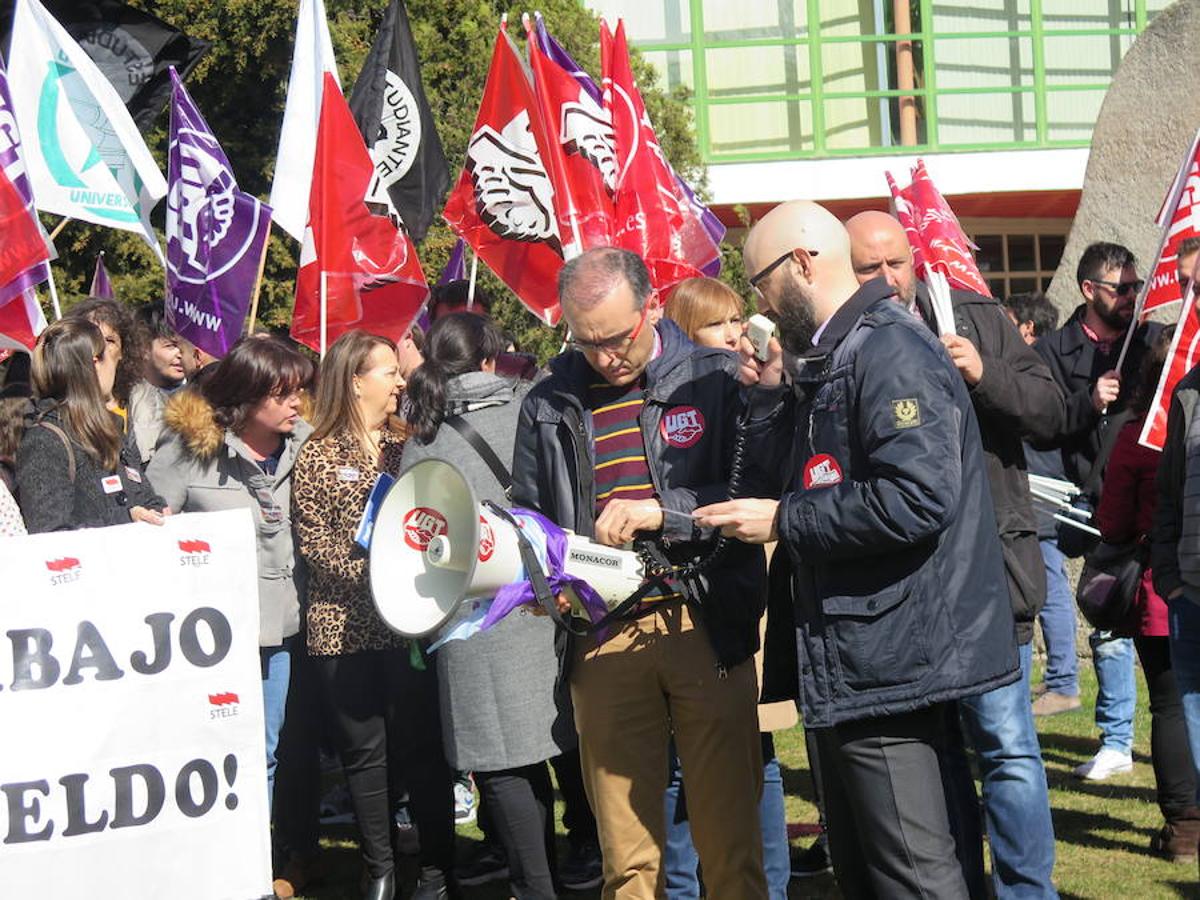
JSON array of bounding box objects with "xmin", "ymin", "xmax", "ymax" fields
[{"xmin": 5, "ymin": 202, "xmax": 1200, "ymax": 900}]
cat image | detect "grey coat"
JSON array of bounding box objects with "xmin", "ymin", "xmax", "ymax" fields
[
  {"xmin": 146, "ymin": 389, "xmax": 310, "ymax": 647},
  {"xmin": 401, "ymin": 371, "xmax": 575, "ymax": 771}
]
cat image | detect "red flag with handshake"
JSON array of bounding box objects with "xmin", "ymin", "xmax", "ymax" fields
[
  {"xmin": 293, "ymin": 72, "xmax": 429, "ymax": 354},
  {"xmin": 601, "ymin": 20, "xmax": 718, "ymax": 294},
  {"xmin": 443, "ymin": 24, "xmax": 565, "ymax": 325},
  {"xmin": 1139, "ymin": 130, "xmax": 1200, "ymax": 314}
]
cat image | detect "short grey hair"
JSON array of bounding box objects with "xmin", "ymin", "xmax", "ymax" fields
[{"xmin": 557, "ymin": 247, "xmax": 652, "ymax": 311}]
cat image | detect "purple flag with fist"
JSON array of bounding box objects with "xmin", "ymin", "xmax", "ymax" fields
[{"xmin": 166, "ymin": 67, "xmax": 270, "ymax": 359}]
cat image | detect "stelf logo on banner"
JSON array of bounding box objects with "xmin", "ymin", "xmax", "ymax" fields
[
  {"xmin": 660, "ymin": 406, "xmax": 705, "ymax": 448},
  {"xmin": 178, "ymin": 539, "xmax": 212, "ymax": 567},
  {"xmin": 403, "ymin": 507, "xmax": 447, "ymax": 551},
  {"xmin": 208, "ymin": 691, "xmax": 240, "ymax": 721},
  {"xmin": 477, "ymin": 516, "xmax": 495, "ymax": 562},
  {"xmin": 45, "ymin": 556, "xmax": 82, "ymax": 585}
]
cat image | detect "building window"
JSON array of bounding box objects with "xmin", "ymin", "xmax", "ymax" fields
[
  {"xmin": 963, "ymin": 219, "xmax": 1069, "ymax": 299},
  {"xmin": 585, "ymin": 0, "xmax": 1164, "ymax": 162}
]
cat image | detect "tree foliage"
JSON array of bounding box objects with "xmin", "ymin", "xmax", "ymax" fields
[{"xmin": 45, "ymin": 0, "xmax": 713, "ymax": 360}]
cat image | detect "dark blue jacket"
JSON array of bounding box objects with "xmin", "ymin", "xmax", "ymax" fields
[
  {"xmin": 511, "ymin": 318, "xmax": 777, "ymax": 670},
  {"xmin": 765, "ymin": 280, "xmax": 1019, "ymax": 728}
]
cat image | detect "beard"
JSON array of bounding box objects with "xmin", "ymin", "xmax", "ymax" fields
[
  {"xmin": 773, "ymin": 275, "xmax": 821, "ymax": 355},
  {"xmin": 1093, "ymin": 293, "xmax": 1134, "ymax": 331}
]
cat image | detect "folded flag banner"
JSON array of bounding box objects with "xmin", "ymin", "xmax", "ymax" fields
[
  {"xmin": 601, "ymin": 20, "xmax": 718, "ymax": 294},
  {"xmin": 533, "ymin": 17, "xmax": 723, "ymax": 276},
  {"xmin": 0, "ymin": 0, "xmax": 210, "ymax": 133},
  {"xmin": 348, "ymin": 0, "xmax": 448, "ymax": 242},
  {"xmin": 443, "ymin": 23, "xmax": 565, "ymax": 325},
  {"xmin": 166, "ymin": 68, "xmax": 271, "ymax": 360},
  {"xmin": 89, "ymin": 251, "xmax": 113, "ymax": 298},
  {"xmin": 1139, "ymin": 283, "xmax": 1200, "ymax": 452},
  {"xmin": 271, "ymin": 0, "xmax": 340, "ymax": 242},
  {"xmin": 437, "ymin": 238, "xmax": 466, "ymax": 286},
  {"xmin": 8, "ymin": 0, "xmax": 166, "ymax": 251},
  {"xmin": 292, "ymin": 72, "xmax": 429, "ymax": 355},
  {"xmin": 0, "ymin": 291, "xmax": 47, "ymax": 351},
  {"xmin": 1137, "ymin": 130, "xmax": 1200, "ymax": 314}
]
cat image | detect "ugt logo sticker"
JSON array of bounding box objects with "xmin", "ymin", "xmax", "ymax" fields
[
  {"xmin": 660, "ymin": 406, "xmax": 706, "ymax": 448},
  {"xmin": 404, "ymin": 507, "xmax": 448, "ymax": 551},
  {"xmin": 478, "ymin": 516, "xmax": 495, "ymax": 562},
  {"xmin": 179, "ymin": 539, "xmax": 212, "ymax": 567},
  {"xmin": 45, "ymin": 557, "xmax": 82, "ymax": 586}
]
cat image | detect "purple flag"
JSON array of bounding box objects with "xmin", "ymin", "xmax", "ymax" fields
[
  {"xmin": 166, "ymin": 67, "xmax": 271, "ymax": 359},
  {"xmin": 437, "ymin": 238, "xmax": 466, "ymax": 286},
  {"xmin": 533, "ymin": 15, "xmax": 725, "ymax": 275},
  {"xmin": 89, "ymin": 253, "xmax": 113, "ymax": 299},
  {"xmin": 0, "ymin": 56, "xmax": 52, "ymax": 310}
]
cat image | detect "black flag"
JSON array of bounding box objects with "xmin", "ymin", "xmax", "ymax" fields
[
  {"xmin": 349, "ymin": 0, "xmax": 449, "ymax": 242},
  {"xmin": 0, "ymin": 0, "xmax": 209, "ymax": 132}
]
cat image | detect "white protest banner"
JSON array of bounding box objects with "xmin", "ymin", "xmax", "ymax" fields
[{"xmin": 0, "ymin": 509, "xmax": 271, "ymax": 900}]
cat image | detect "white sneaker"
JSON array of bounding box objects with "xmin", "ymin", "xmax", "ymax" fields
[{"xmin": 1073, "ymin": 747, "xmax": 1133, "ymax": 781}]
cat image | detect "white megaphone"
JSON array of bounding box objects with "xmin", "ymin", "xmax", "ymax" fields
[{"xmin": 370, "ymin": 458, "xmax": 648, "ymax": 637}]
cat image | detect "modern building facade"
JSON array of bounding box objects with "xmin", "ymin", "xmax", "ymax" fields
[{"xmin": 585, "ymin": 0, "xmax": 1171, "ymax": 296}]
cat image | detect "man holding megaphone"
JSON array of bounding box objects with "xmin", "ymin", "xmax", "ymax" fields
[{"xmin": 511, "ymin": 247, "xmax": 779, "ymax": 899}]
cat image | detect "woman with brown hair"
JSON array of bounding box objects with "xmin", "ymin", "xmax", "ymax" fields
[
  {"xmin": 147, "ymin": 334, "xmax": 314, "ymax": 820},
  {"xmin": 68, "ymin": 296, "xmax": 145, "ymax": 415},
  {"xmin": 291, "ymin": 330, "xmax": 455, "ymax": 900},
  {"xmin": 16, "ymin": 317, "xmax": 166, "ymax": 532}
]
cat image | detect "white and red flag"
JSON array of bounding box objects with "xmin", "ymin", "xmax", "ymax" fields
[
  {"xmin": 1139, "ymin": 284, "xmax": 1200, "ymax": 451},
  {"xmin": 1138, "ymin": 130, "xmax": 1200, "ymax": 314},
  {"xmin": 443, "ymin": 23, "xmax": 566, "ymax": 325},
  {"xmin": 291, "ymin": 72, "xmax": 429, "ymax": 355},
  {"xmin": 887, "ymin": 159, "xmax": 989, "ymax": 334},
  {"xmin": 0, "ymin": 291, "xmax": 48, "ymax": 353},
  {"xmin": 601, "ymin": 19, "xmax": 718, "ymax": 295}
]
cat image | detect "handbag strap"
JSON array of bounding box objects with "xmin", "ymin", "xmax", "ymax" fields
[
  {"xmin": 444, "ymin": 414, "xmax": 512, "ymax": 498},
  {"xmin": 38, "ymin": 421, "xmax": 76, "ymax": 483},
  {"xmin": 1084, "ymin": 408, "xmax": 1133, "ymax": 498}
]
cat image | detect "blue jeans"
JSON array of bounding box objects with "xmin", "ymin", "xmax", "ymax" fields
[
  {"xmin": 261, "ymin": 637, "xmax": 294, "ymax": 811},
  {"xmin": 959, "ymin": 642, "xmax": 1058, "ymax": 899},
  {"xmin": 664, "ymin": 734, "xmax": 788, "ymax": 900},
  {"xmin": 1090, "ymin": 630, "xmax": 1135, "ymax": 755},
  {"xmin": 1038, "ymin": 540, "xmax": 1078, "ymax": 696},
  {"xmin": 1168, "ymin": 597, "xmax": 1200, "ymax": 781}
]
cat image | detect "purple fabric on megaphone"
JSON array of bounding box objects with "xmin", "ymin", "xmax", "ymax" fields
[{"xmin": 482, "ymin": 508, "xmax": 609, "ymax": 630}]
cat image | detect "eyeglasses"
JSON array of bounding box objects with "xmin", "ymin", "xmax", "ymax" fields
[
  {"xmin": 566, "ymin": 302, "xmax": 651, "ymax": 357},
  {"xmin": 749, "ymin": 248, "xmax": 819, "ymax": 298},
  {"xmin": 1089, "ymin": 278, "xmax": 1144, "ymax": 297}
]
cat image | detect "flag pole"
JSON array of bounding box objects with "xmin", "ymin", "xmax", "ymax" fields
[
  {"xmin": 246, "ymin": 234, "xmax": 272, "ymax": 335},
  {"xmin": 466, "ymin": 249, "xmax": 478, "ymax": 310},
  {"xmin": 48, "ymin": 216, "xmax": 71, "ymax": 243},
  {"xmin": 319, "ymin": 269, "xmax": 328, "ymax": 359},
  {"xmin": 45, "ymin": 268, "xmax": 62, "ymax": 321}
]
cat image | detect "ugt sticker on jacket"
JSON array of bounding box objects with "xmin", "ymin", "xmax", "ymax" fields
[{"xmin": 0, "ymin": 509, "xmax": 271, "ymax": 900}]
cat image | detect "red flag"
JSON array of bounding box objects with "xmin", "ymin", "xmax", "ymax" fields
[
  {"xmin": 1141, "ymin": 133, "xmax": 1200, "ymax": 313},
  {"xmin": 0, "ymin": 290, "xmax": 47, "ymax": 352},
  {"xmin": 1140, "ymin": 290, "xmax": 1200, "ymax": 451},
  {"xmin": 601, "ymin": 20, "xmax": 717, "ymax": 295},
  {"xmin": 526, "ymin": 14, "xmax": 615, "ymax": 253},
  {"xmin": 443, "ymin": 26, "xmax": 565, "ymax": 325},
  {"xmin": 0, "ymin": 163, "xmax": 49, "ymax": 292},
  {"xmin": 886, "ymin": 170, "xmax": 928, "ymax": 273},
  {"xmin": 292, "ymin": 72, "xmax": 429, "ymax": 353}
]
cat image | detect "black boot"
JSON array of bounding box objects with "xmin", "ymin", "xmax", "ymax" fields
[
  {"xmin": 410, "ymin": 866, "xmax": 455, "ymax": 899},
  {"xmin": 362, "ymin": 868, "xmax": 395, "ymax": 900}
]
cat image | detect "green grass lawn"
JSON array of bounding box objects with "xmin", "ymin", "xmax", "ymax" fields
[{"xmin": 300, "ymin": 661, "xmax": 1198, "ymax": 899}]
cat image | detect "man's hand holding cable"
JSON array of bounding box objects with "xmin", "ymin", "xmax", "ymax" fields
[
  {"xmin": 694, "ymin": 498, "xmax": 780, "ymax": 544},
  {"xmin": 594, "ymin": 499, "xmax": 664, "ymax": 547}
]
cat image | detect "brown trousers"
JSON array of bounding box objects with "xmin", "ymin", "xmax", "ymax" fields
[{"xmin": 570, "ymin": 603, "xmax": 767, "ymax": 899}]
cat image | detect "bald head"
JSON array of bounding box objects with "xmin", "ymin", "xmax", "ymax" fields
[
  {"xmin": 742, "ymin": 201, "xmax": 864, "ymax": 354},
  {"xmin": 845, "ymin": 210, "xmax": 917, "ymax": 306}
]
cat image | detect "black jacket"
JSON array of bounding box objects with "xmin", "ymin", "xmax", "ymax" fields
[
  {"xmin": 1152, "ymin": 365, "xmax": 1200, "ymax": 601},
  {"xmin": 764, "ymin": 280, "xmax": 1019, "ymax": 728},
  {"xmin": 915, "ymin": 285, "xmax": 1066, "ymax": 644},
  {"xmin": 511, "ymin": 318, "xmax": 777, "ymax": 670},
  {"xmin": 16, "ymin": 399, "xmax": 164, "ymax": 532},
  {"xmin": 1035, "ymin": 304, "xmax": 1163, "ymax": 487}
]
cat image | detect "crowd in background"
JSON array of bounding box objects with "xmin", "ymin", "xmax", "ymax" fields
[{"xmin": 5, "ymin": 206, "xmax": 1200, "ymax": 900}]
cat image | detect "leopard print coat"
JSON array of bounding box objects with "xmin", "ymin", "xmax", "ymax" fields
[{"xmin": 292, "ymin": 424, "xmax": 406, "ymax": 656}]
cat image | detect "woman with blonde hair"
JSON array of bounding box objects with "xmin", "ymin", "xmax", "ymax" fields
[
  {"xmin": 292, "ymin": 330, "xmax": 454, "ymax": 900},
  {"xmin": 16, "ymin": 317, "xmax": 166, "ymax": 532},
  {"xmin": 665, "ymin": 277, "xmax": 745, "ymax": 351}
]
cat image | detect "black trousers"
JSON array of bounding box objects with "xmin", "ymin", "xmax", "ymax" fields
[
  {"xmin": 551, "ymin": 748, "xmax": 599, "ymax": 846},
  {"xmin": 1135, "ymin": 635, "xmax": 1200, "ymax": 821},
  {"xmin": 816, "ymin": 703, "xmax": 969, "ymax": 900},
  {"xmin": 272, "ymin": 640, "xmax": 321, "ymax": 862},
  {"xmin": 475, "ymin": 764, "xmax": 557, "ymax": 899},
  {"xmin": 314, "ymin": 648, "xmax": 454, "ymax": 878}
]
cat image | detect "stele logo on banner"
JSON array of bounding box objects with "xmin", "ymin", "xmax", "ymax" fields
[{"xmin": 0, "ymin": 509, "xmax": 271, "ymax": 900}]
